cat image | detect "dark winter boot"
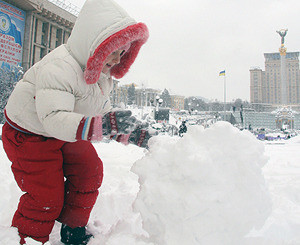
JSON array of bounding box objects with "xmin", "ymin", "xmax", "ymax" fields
[{"xmin": 60, "ymin": 224, "xmax": 93, "ymax": 245}]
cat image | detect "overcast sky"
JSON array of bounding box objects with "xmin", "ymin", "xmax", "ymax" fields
[{"xmin": 71, "ymin": 0, "xmax": 299, "ymax": 102}]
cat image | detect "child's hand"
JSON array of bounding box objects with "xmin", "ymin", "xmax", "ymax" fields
[
  {"xmin": 113, "ymin": 122, "xmax": 152, "ymax": 148},
  {"xmin": 129, "ymin": 126, "xmax": 152, "ymax": 149},
  {"xmin": 102, "ymin": 110, "xmax": 138, "ymax": 135}
]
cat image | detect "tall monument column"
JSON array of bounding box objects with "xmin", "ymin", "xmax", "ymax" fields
[{"xmin": 276, "ymin": 29, "xmax": 288, "ymax": 105}]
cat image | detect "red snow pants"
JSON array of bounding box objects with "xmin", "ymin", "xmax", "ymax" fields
[{"xmin": 2, "ymin": 123, "xmax": 103, "ymax": 244}]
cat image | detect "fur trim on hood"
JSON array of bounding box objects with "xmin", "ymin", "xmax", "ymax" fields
[
  {"xmin": 84, "ymin": 23, "xmax": 149, "ymax": 84},
  {"xmin": 66, "ymin": 0, "xmax": 149, "ymax": 85}
]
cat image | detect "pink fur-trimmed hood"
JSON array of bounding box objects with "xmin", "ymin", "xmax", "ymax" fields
[
  {"xmin": 85, "ymin": 23, "xmax": 148, "ymax": 84},
  {"xmin": 67, "ymin": 0, "xmax": 149, "ymax": 84}
]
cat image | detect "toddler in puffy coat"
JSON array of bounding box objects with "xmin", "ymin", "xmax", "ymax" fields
[{"xmin": 1, "ymin": 0, "xmax": 149, "ymax": 244}]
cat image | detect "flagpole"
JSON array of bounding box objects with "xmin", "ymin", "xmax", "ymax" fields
[
  {"xmin": 219, "ymin": 70, "xmax": 226, "ymax": 120},
  {"xmin": 223, "ymin": 75, "xmax": 226, "ymax": 120}
]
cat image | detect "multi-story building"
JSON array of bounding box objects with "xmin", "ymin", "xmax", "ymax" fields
[
  {"xmin": 112, "ymin": 83, "xmax": 139, "ymax": 107},
  {"xmin": 250, "ymin": 52, "xmax": 300, "ymax": 106},
  {"xmin": 250, "ymin": 67, "xmax": 264, "ymax": 104},
  {"xmin": 135, "ymin": 87, "xmax": 161, "ymax": 107},
  {"xmin": 170, "ymin": 94, "xmax": 185, "ymax": 111},
  {"xmin": 1, "ymin": 0, "xmax": 77, "ymax": 71},
  {"xmin": 110, "ymin": 79, "xmax": 120, "ymax": 107},
  {"xmin": 114, "ymin": 85, "xmax": 128, "ymax": 106}
]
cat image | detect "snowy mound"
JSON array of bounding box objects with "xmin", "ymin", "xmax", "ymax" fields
[
  {"xmin": 132, "ymin": 122, "xmax": 272, "ymax": 245},
  {"xmin": 286, "ymin": 134, "xmax": 300, "ymax": 144}
]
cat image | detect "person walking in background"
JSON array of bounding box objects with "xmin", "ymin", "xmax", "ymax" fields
[
  {"xmin": 1, "ymin": 0, "xmax": 150, "ymax": 244},
  {"xmin": 179, "ymin": 121, "xmax": 187, "ymax": 137}
]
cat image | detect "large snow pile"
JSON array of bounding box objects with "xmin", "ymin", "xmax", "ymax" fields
[
  {"xmin": 132, "ymin": 122, "xmax": 272, "ymax": 244},
  {"xmin": 0, "ymin": 122, "xmax": 273, "ymax": 244}
]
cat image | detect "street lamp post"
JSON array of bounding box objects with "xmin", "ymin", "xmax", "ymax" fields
[
  {"xmin": 155, "ymin": 95, "xmax": 160, "ymax": 111},
  {"xmin": 155, "ymin": 96, "xmax": 163, "ymax": 122}
]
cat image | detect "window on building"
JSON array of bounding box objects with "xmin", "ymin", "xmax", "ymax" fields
[
  {"xmin": 32, "ymin": 45, "xmax": 36, "ymax": 64},
  {"xmin": 49, "ymin": 25, "xmax": 52, "ymax": 48},
  {"xmin": 56, "ymin": 29, "xmax": 62, "ymax": 47},
  {"xmin": 40, "ymin": 48, "xmax": 46, "ymax": 59},
  {"xmin": 63, "ymin": 31, "xmax": 66, "ymax": 43},
  {"xmin": 34, "ymin": 18, "xmax": 38, "ymax": 43},
  {"xmin": 41, "ymin": 22, "xmax": 49, "ymax": 46}
]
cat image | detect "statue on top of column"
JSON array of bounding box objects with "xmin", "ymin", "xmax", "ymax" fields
[{"xmin": 276, "ymin": 29, "xmax": 288, "ymax": 45}]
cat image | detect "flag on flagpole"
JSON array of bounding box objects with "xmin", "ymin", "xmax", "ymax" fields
[{"xmin": 219, "ymin": 70, "xmax": 225, "ymax": 76}]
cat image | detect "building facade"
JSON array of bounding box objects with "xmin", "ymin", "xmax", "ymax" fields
[
  {"xmin": 250, "ymin": 52, "xmax": 300, "ymax": 106},
  {"xmin": 1, "ymin": 0, "xmax": 77, "ymax": 71},
  {"xmin": 170, "ymin": 94, "xmax": 185, "ymax": 111},
  {"xmin": 135, "ymin": 87, "xmax": 161, "ymax": 107},
  {"xmin": 250, "ymin": 67, "xmax": 264, "ymax": 104}
]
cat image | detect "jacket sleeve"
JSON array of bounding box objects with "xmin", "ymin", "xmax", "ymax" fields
[{"xmin": 35, "ymin": 60, "xmax": 85, "ymax": 142}]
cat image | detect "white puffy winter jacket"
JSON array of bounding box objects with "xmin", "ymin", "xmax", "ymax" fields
[{"xmin": 5, "ymin": 0, "xmax": 149, "ymax": 142}]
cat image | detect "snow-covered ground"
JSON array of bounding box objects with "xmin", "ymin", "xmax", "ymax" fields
[{"xmin": 0, "ymin": 122, "xmax": 300, "ymax": 245}]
